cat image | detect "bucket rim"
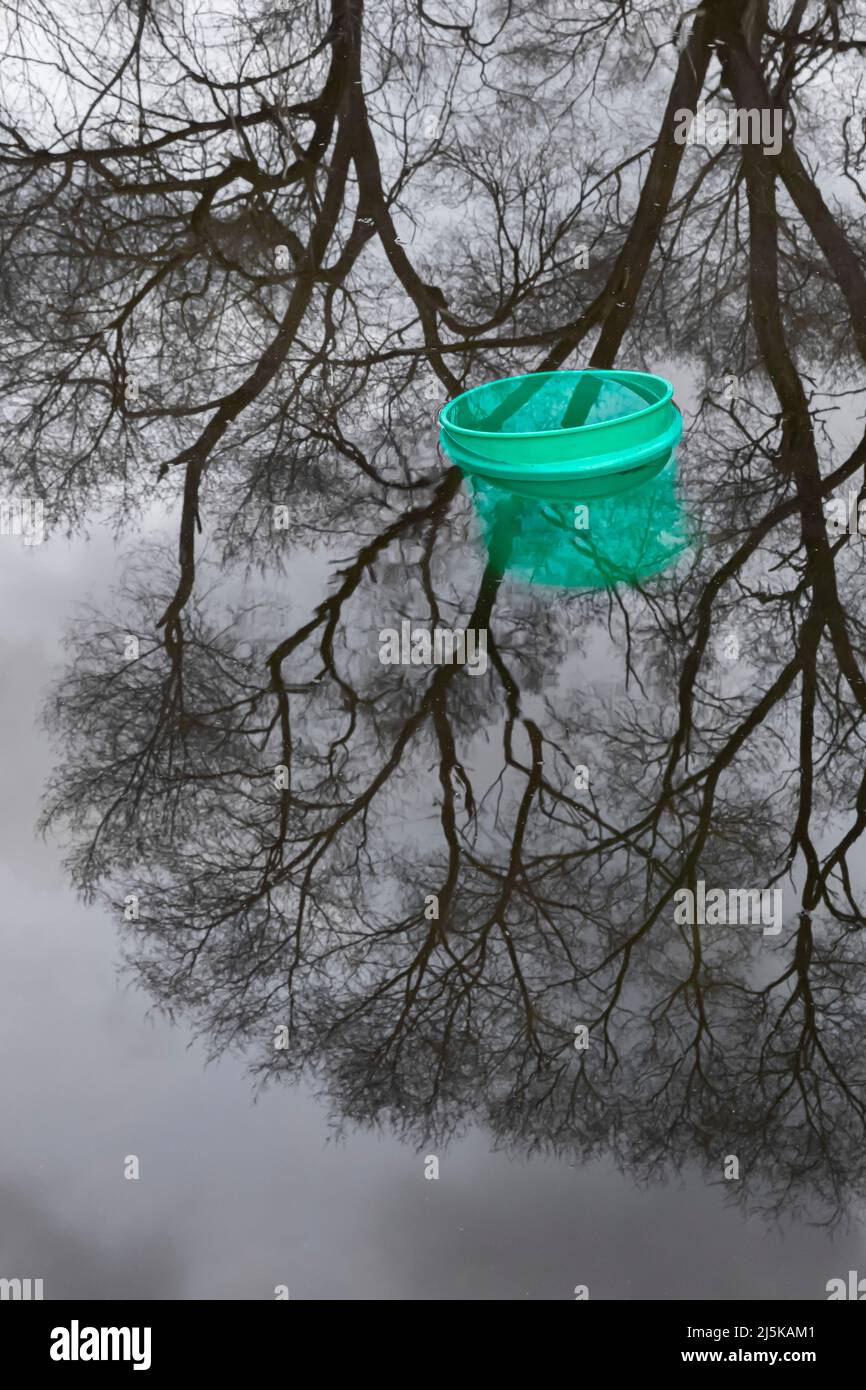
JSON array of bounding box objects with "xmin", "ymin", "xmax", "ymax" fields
[
  {"xmin": 438, "ymin": 368, "xmax": 675, "ymax": 441},
  {"xmin": 440, "ymin": 404, "xmax": 682, "ymax": 481}
]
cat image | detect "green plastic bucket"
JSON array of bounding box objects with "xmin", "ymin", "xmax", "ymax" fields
[{"xmin": 439, "ymin": 369, "xmax": 682, "ymax": 487}]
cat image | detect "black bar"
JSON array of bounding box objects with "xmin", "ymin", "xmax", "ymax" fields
[{"xmin": 3, "ymin": 1299, "xmax": 861, "ymax": 1374}]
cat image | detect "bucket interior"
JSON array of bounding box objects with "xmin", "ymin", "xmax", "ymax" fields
[{"xmin": 445, "ymin": 371, "xmax": 660, "ymax": 436}]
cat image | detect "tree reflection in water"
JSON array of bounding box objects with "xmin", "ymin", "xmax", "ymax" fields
[{"xmin": 0, "ymin": 0, "xmax": 862, "ymax": 1228}]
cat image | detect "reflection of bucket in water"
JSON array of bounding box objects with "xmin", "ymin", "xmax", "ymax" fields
[{"xmin": 461, "ymin": 457, "xmax": 692, "ymax": 590}]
